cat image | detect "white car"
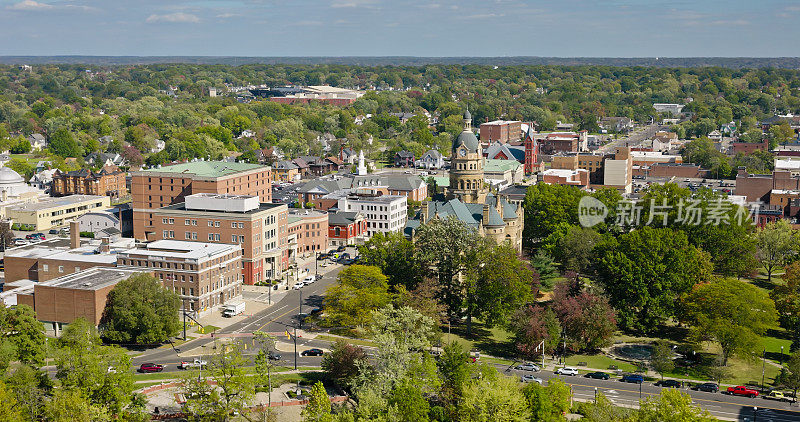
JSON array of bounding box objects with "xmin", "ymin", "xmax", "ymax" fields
[
  {"xmin": 178, "ymin": 359, "xmax": 207, "ymax": 370},
  {"xmin": 555, "ymin": 367, "xmax": 579, "ymax": 376},
  {"xmin": 292, "ymin": 282, "xmax": 305, "ymax": 290},
  {"xmin": 303, "ymin": 275, "xmax": 315, "ymax": 285},
  {"xmin": 515, "ymin": 363, "xmax": 540, "ymax": 372}
]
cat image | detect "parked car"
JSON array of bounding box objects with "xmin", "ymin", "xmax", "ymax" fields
[
  {"xmin": 336, "ymin": 245, "xmax": 346, "ymax": 252},
  {"xmin": 318, "ymin": 253, "xmax": 330, "ymax": 260},
  {"xmin": 585, "ymin": 372, "xmax": 610, "ymax": 380},
  {"xmin": 292, "ymin": 282, "xmax": 305, "ymax": 290},
  {"xmin": 138, "ymin": 363, "xmax": 164, "ymax": 373},
  {"xmin": 303, "ymin": 275, "xmax": 315, "ymax": 285},
  {"xmin": 319, "ymin": 261, "xmax": 328, "ymax": 267},
  {"xmin": 621, "ymin": 374, "xmax": 644, "ymax": 384},
  {"xmin": 178, "ymin": 359, "xmax": 207, "ymax": 370},
  {"xmin": 301, "ymin": 348, "xmax": 324, "ymax": 357},
  {"xmin": 656, "ymin": 379, "xmax": 683, "ymax": 388},
  {"xmin": 315, "ymin": 274, "xmax": 323, "ymax": 280},
  {"xmin": 515, "ymin": 363, "xmax": 540, "ymax": 372},
  {"xmin": 33, "ymin": 233, "xmax": 45, "ymax": 240},
  {"xmin": 48, "ymin": 229, "xmax": 59, "ymax": 234},
  {"xmin": 267, "ymin": 351, "xmax": 282, "ymax": 361},
  {"xmin": 25, "ymin": 234, "xmax": 37, "ymax": 240},
  {"xmin": 727, "ymin": 385, "xmax": 759, "ymax": 398},
  {"xmin": 764, "ymin": 390, "xmax": 795, "ymax": 402},
  {"xmin": 555, "ymin": 367, "xmax": 578, "ymax": 376},
  {"xmin": 695, "ymin": 383, "xmax": 719, "ymax": 393},
  {"xmin": 520, "ymin": 374, "xmax": 543, "ymax": 384}
]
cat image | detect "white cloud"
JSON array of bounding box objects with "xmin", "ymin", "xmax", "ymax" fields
[
  {"xmin": 146, "ymin": 12, "xmax": 201, "ymax": 23},
  {"xmin": 216, "ymin": 13, "xmax": 239, "ymax": 19},
  {"xmin": 7, "ymin": 0, "xmax": 54, "ymax": 11},
  {"xmin": 331, "ymin": 0, "xmax": 377, "ymax": 8}
]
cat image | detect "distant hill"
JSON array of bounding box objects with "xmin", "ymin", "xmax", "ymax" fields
[{"xmin": 1, "ymin": 56, "xmax": 799, "ymax": 68}]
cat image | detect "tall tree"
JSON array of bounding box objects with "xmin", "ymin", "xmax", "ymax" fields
[
  {"xmin": 595, "ymin": 227, "xmax": 712, "ymax": 332},
  {"xmin": 301, "ymin": 381, "xmax": 332, "ymax": 422},
  {"xmin": 755, "ymin": 220, "xmax": 797, "ymax": 283},
  {"xmin": 357, "ymin": 232, "xmax": 423, "ymax": 289},
  {"xmin": 99, "ymin": 273, "xmax": 181, "ymax": 344},
  {"xmin": 635, "ymin": 389, "xmax": 715, "ymax": 422},
  {"xmin": 456, "ymin": 369, "xmax": 530, "ymax": 422},
  {"xmin": 182, "ymin": 343, "xmax": 254, "ymax": 422},
  {"xmin": 322, "ymin": 265, "xmax": 390, "ymax": 328},
  {"xmin": 0, "ymin": 304, "xmax": 46, "ymax": 367},
  {"xmin": 522, "ymin": 379, "xmax": 572, "ymax": 422},
  {"xmin": 771, "ymin": 262, "xmax": 800, "ymax": 348},
  {"xmin": 551, "ymin": 283, "xmax": 617, "ymax": 352},
  {"xmin": 650, "ymin": 340, "xmax": 675, "ymax": 380},
  {"xmin": 321, "ymin": 339, "xmax": 367, "ymax": 389},
  {"xmin": 684, "ymin": 278, "xmax": 778, "ymax": 365},
  {"xmin": 48, "ymin": 127, "xmax": 82, "ymax": 157},
  {"xmin": 510, "ymin": 305, "xmax": 561, "ymax": 359}
]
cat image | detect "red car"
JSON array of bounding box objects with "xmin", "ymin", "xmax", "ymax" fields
[
  {"xmin": 138, "ymin": 363, "xmax": 164, "ymax": 373},
  {"xmin": 727, "ymin": 385, "xmax": 759, "ymax": 398}
]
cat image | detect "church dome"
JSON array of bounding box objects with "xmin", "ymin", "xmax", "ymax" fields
[
  {"xmin": 0, "ymin": 167, "xmax": 24, "ymax": 185},
  {"xmin": 453, "ymin": 129, "xmax": 480, "ymax": 153}
]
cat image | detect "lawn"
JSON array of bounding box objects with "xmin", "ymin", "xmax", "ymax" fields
[
  {"xmin": 315, "ymin": 334, "xmax": 375, "ymax": 348},
  {"xmin": 565, "ymin": 354, "xmax": 637, "ymax": 373},
  {"xmin": 442, "ymin": 320, "xmax": 515, "ymax": 358},
  {"xmin": 197, "ymin": 325, "xmax": 219, "ymax": 334}
]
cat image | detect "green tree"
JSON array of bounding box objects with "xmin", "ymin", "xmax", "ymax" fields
[
  {"xmin": 684, "ymin": 278, "xmax": 778, "ymax": 365},
  {"xmin": 437, "ymin": 341, "xmax": 473, "ymax": 405},
  {"xmin": 596, "ymin": 227, "xmax": 712, "ymax": 332},
  {"xmin": 634, "ymin": 389, "xmax": 715, "ymax": 422},
  {"xmin": 387, "ymin": 380, "xmax": 430, "ymax": 422},
  {"xmin": 469, "ymin": 243, "xmax": 536, "ymax": 331},
  {"xmin": 780, "ymin": 351, "xmax": 800, "ymax": 399},
  {"xmin": 48, "ymin": 127, "xmax": 82, "ymax": 157},
  {"xmin": 322, "ymin": 265, "xmax": 390, "ymax": 328},
  {"xmin": 755, "ymin": 220, "xmax": 797, "ymax": 282},
  {"xmin": 99, "ymin": 273, "xmax": 181, "ymax": 344},
  {"xmin": 302, "ymin": 381, "xmax": 332, "ymax": 422},
  {"xmin": 650, "ymin": 340, "xmax": 675, "ymax": 380},
  {"xmin": 522, "ymin": 378, "xmax": 572, "ymax": 422},
  {"xmin": 357, "ymin": 232, "xmax": 423, "ymax": 289},
  {"xmin": 44, "ymin": 389, "xmax": 111, "ymax": 422},
  {"xmin": 0, "ymin": 304, "xmax": 46, "ymax": 367},
  {"xmin": 182, "ymin": 343, "xmax": 254, "ymax": 422},
  {"xmin": 0, "ymin": 381, "xmax": 26, "ymax": 422},
  {"xmin": 456, "ymin": 370, "xmax": 530, "ymax": 422},
  {"xmin": 554, "ymin": 225, "xmax": 602, "ymax": 275},
  {"xmin": 530, "ymin": 251, "xmax": 559, "ymax": 290},
  {"xmin": 771, "ymin": 262, "xmax": 800, "ymax": 347},
  {"xmin": 5, "ymin": 365, "xmax": 51, "ymax": 421}
]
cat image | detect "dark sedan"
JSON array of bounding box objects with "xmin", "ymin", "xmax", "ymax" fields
[
  {"xmin": 301, "ymin": 348, "xmax": 324, "ymax": 357},
  {"xmin": 585, "ymin": 371, "xmax": 610, "ymax": 380},
  {"xmin": 656, "ymin": 379, "xmax": 683, "ymax": 388},
  {"xmin": 695, "ymin": 383, "xmax": 719, "ymax": 393}
]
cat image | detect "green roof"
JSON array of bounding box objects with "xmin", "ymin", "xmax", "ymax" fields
[
  {"xmin": 141, "ymin": 161, "xmax": 265, "ymax": 178},
  {"xmin": 432, "ymin": 176, "xmax": 450, "ymax": 188},
  {"xmin": 485, "ymin": 159, "xmax": 521, "ymax": 173}
]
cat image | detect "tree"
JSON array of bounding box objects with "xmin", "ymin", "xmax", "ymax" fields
[
  {"xmin": 437, "ymin": 341, "xmax": 473, "ymax": 405},
  {"xmin": 99, "ymin": 273, "xmax": 181, "ymax": 344},
  {"xmin": 551, "ymin": 283, "xmax": 617, "ymax": 352},
  {"xmin": 386, "ymin": 380, "xmax": 430, "ymax": 422},
  {"xmin": 522, "ymin": 183, "xmax": 586, "ymax": 249},
  {"xmin": 121, "ymin": 145, "xmax": 144, "ymax": 167},
  {"xmin": 357, "ymin": 232, "xmax": 423, "ymax": 289},
  {"xmin": 510, "ymin": 305, "xmax": 561, "ymax": 359},
  {"xmin": 780, "ymin": 351, "xmax": 800, "ymax": 399},
  {"xmin": 10, "ymin": 137, "xmax": 30, "ymax": 154},
  {"xmin": 595, "ymin": 227, "xmax": 712, "ymax": 332},
  {"xmin": 0, "ymin": 304, "xmax": 46, "ymax": 367},
  {"xmin": 553, "ymin": 225, "xmax": 602, "ymax": 275},
  {"xmin": 0, "ymin": 381, "xmax": 25, "ymax": 422},
  {"xmin": 650, "ymin": 340, "xmax": 675, "ymax": 380},
  {"xmin": 772, "ymin": 262, "xmax": 800, "ymax": 347},
  {"xmin": 456, "ymin": 370, "xmax": 529, "ymax": 422},
  {"xmin": 182, "ymin": 343, "xmax": 254, "ymax": 422},
  {"xmin": 48, "ymin": 127, "xmax": 82, "ymax": 157},
  {"xmin": 55, "ymin": 318, "xmax": 137, "ymax": 416},
  {"xmin": 44, "ymin": 389, "xmax": 111, "ymax": 422},
  {"xmin": 302, "ymin": 381, "xmax": 332, "ymax": 422},
  {"xmin": 5, "ymin": 365, "xmax": 51, "ymax": 421},
  {"xmin": 395, "ymin": 276, "xmax": 446, "ymax": 325},
  {"xmin": 684, "ymin": 278, "xmax": 778, "ymax": 365},
  {"xmin": 322, "ymin": 265, "xmax": 390, "ymax": 328},
  {"xmin": 635, "ymin": 389, "xmax": 715, "ymax": 422},
  {"xmin": 530, "ymin": 251, "xmax": 559, "ymax": 290},
  {"xmin": 755, "ymin": 220, "xmax": 797, "ymax": 283},
  {"xmin": 414, "ymin": 216, "xmax": 483, "ymax": 321},
  {"xmin": 522, "ymin": 378, "xmax": 572, "ymax": 422},
  {"xmin": 321, "ymin": 339, "xmax": 367, "ymax": 389}
]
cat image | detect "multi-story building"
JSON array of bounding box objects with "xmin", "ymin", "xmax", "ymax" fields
[
  {"xmin": 288, "ymin": 209, "xmax": 328, "ymax": 257},
  {"xmin": 6, "ymin": 195, "xmax": 111, "ymax": 230},
  {"xmin": 337, "ymin": 190, "xmax": 407, "ymax": 238},
  {"xmin": 131, "ymin": 161, "xmax": 272, "ymax": 240},
  {"xmin": 148, "ymin": 193, "xmax": 289, "ymax": 284},
  {"xmin": 51, "ymin": 165, "xmax": 127, "ymax": 199},
  {"xmin": 328, "ymin": 211, "xmax": 367, "ymax": 246},
  {"xmin": 480, "ymin": 120, "xmax": 522, "ymax": 144},
  {"xmin": 538, "ymin": 132, "xmax": 589, "ymax": 154},
  {"xmin": 603, "ymin": 148, "xmax": 633, "ymax": 194},
  {"xmin": 116, "ymin": 239, "xmax": 243, "ymax": 315},
  {"xmin": 298, "ymin": 174, "xmax": 427, "ymax": 204},
  {"xmin": 540, "ymin": 169, "xmax": 590, "ymax": 187}
]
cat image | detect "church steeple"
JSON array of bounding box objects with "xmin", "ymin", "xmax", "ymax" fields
[
  {"xmin": 463, "ymin": 108, "xmax": 472, "ymax": 131},
  {"xmin": 448, "ymin": 107, "xmax": 486, "ymax": 204}
]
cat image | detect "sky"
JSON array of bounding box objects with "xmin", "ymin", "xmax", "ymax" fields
[{"xmin": 0, "ymin": 0, "xmax": 798, "ymax": 57}]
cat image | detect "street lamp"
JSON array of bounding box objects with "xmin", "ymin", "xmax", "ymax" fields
[
  {"xmin": 594, "ymin": 387, "xmax": 597, "ymax": 404},
  {"xmin": 781, "ymin": 346, "xmax": 785, "ymax": 367},
  {"xmin": 753, "ymin": 406, "xmax": 758, "ymax": 422}
]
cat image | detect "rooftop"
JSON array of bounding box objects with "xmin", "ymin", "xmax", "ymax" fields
[
  {"xmin": 8, "ymin": 195, "xmax": 106, "ymax": 212},
  {"xmin": 139, "ymin": 161, "xmax": 266, "ymax": 178},
  {"xmin": 42, "ymin": 267, "xmax": 142, "ymax": 291},
  {"xmin": 118, "ymin": 240, "xmax": 240, "ymax": 262},
  {"xmin": 485, "ymin": 159, "xmax": 521, "ymax": 172}
]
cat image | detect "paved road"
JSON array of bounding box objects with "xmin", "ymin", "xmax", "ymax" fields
[{"xmin": 598, "ymin": 123, "xmax": 663, "ymax": 153}]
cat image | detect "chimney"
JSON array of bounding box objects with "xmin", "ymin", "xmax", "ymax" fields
[
  {"xmin": 420, "ymin": 201, "xmax": 429, "ymax": 224},
  {"xmin": 482, "ymin": 203, "xmax": 491, "ymax": 223},
  {"xmin": 99, "ymin": 237, "xmax": 110, "ymax": 254},
  {"xmin": 69, "ymin": 220, "xmax": 80, "ymax": 249}
]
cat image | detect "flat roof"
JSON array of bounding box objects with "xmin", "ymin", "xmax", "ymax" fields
[
  {"xmin": 41, "ymin": 267, "xmax": 142, "ymax": 291},
  {"xmin": 138, "ymin": 161, "xmax": 266, "ymax": 178},
  {"xmin": 5, "ymin": 238, "xmax": 135, "ymax": 263},
  {"xmin": 118, "ymin": 240, "xmax": 240, "ymax": 261},
  {"xmin": 9, "ymin": 195, "xmax": 106, "ymax": 212},
  {"xmin": 160, "ymin": 201, "xmax": 286, "ymax": 216}
]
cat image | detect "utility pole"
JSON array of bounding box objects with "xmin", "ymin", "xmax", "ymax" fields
[
  {"xmin": 293, "ymin": 326, "xmax": 298, "ymax": 370},
  {"xmin": 299, "ymin": 288, "xmax": 303, "ymax": 330},
  {"xmin": 183, "ymin": 299, "xmax": 187, "ymax": 341},
  {"xmin": 762, "ymin": 348, "xmax": 766, "ymax": 391}
]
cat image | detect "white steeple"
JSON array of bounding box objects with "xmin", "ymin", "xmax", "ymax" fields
[{"xmin": 357, "ymin": 150, "xmax": 367, "ymax": 176}]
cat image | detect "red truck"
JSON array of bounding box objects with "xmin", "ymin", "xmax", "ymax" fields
[{"xmin": 727, "ymin": 385, "xmax": 759, "ymax": 398}]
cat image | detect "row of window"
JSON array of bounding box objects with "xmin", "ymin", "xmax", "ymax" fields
[{"xmin": 41, "ymin": 264, "xmax": 78, "ymax": 273}]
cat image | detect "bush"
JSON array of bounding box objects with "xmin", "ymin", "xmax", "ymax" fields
[{"xmin": 79, "ymin": 231, "xmax": 94, "ymax": 238}]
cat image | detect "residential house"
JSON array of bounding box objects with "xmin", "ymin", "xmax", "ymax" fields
[
  {"xmin": 29, "ymin": 169, "xmax": 57, "ymax": 192},
  {"xmin": 598, "ymin": 117, "xmax": 634, "ymax": 133},
  {"xmin": 708, "ymin": 130, "xmax": 723, "ymax": 141},
  {"xmin": 150, "ymin": 139, "xmax": 165, "ymax": 153},
  {"xmin": 291, "ymin": 157, "xmax": 310, "ymax": 177},
  {"xmin": 484, "ymin": 142, "xmax": 525, "ymax": 162},
  {"xmin": 328, "ymin": 211, "xmax": 367, "ymax": 246},
  {"xmin": 51, "ymin": 165, "xmax": 128, "ymax": 199},
  {"xmin": 85, "ymin": 152, "xmax": 124, "ymax": 167},
  {"xmin": 28, "ymin": 134, "xmax": 46, "ymax": 151},
  {"xmin": 272, "ymin": 160, "xmax": 300, "ymax": 182},
  {"xmin": 394, "ymin": 151, "xmax": 415, "ymax": 167},
  {"xmin": 415, "ymin": 150, "xmax": 445, "ymax": 169}
]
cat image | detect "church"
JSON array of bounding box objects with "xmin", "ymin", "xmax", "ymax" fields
[{"xmin": 406, "ymin": 110, "xmax": 524, "ymax": 252}]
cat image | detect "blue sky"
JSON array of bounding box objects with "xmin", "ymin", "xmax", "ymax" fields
[{"xmin": 0, "ymin": 0, "xmax": 797, "ymax": 56}]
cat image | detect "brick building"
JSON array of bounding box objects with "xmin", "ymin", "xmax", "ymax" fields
[
  {"xmin": 480, "ymin": 120, "xmax": 522, "ymax": 143},
  {"xmin": 297, "ymin": 174, "xmax": 427, "ymax": 204},
  {"xmin": 732, "ymin": 140, "xmax": 769, "ymax": 155},
  {"xmin": 328, "ymin": 211, "xmax": 367, "ymax": 247},
  {"xmin": 51, "ymin": 165, "xmax": 127, "ymax": 199},
  {"xmin": 116, "ymin": 240, "xmax": 243, "ymax": 315},
  {"xmin": 148, "ymin": 193, "xmax": 290, "ymax": 284},
  {"xmin": 538, "ymin": 132, "xmax": 588, "ymax": 154},
  {"xmin": 288, "ymin": 210, "xmax": 328, "ymax": 257},
  {"xmin": 634, "ymin": 163, "xmax": 710, "ymax": 179},
  {"xmin": 540, "ymin": 169, "xmax": 590, "ymax": 187},
  {"xmin": 524, "ymin": 127, "xmax": 539, "ymax": 175},
  {"xmin": 131, "ymin": 161, "xmax": 272, "ymax": 240}
]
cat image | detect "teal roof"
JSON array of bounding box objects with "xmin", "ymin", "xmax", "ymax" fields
[
  {"xmin": 141, "ymin": 161, "xmax": 265, "ymax": 178},
  {"xmin": 485, "ymin": 205, "xmax": 505, "ymax": 227},
  {"xmin": 485, "ymin": 159, "xmax": 521, "ymax": 172},
  {"xmin": 432, "ymin": 176, "xmax": 449, "ymax": 188}
]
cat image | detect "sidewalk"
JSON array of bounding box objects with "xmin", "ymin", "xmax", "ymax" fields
[{"xmin": 193, "ymin": 285, "xmax": 292, "ymax": 332}]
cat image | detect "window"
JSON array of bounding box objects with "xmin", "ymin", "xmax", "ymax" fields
[
  {"xmin": 169, "ymin": 218, "xmax": 174, "ymax": 224},
  {"xmin": 214, "ymin": 221, "xmax": 220, "ymax": 227},
  {"xmin": 169, "ymin": 230, "xmax": 175, "ymax": 238},
  {"xmin": 232, "ymin": 235, "xmax": 238, "ymax": 243},
  {"xmin": 186, "ymin": 232, "xmax": 192, "ymax": 240},
  {"xmin": 192, "ymin": 232, "xmax": 197, "ymax": 240},
  {"xmin": 215, "ymin": 234, "xmax": 220, "ymax": 241},
  {"xmin": 42, "ymin": 264, "xmax": 48, "ymax": 272},
  {"xmin": 58, "ymin": 266, "xmax": 64, "ymax": 273},
  {"xmin": 208, "ymin": 221, "xmax": 213, "ymax": 227},
  {"xmin": 185, "ymin": 219, "xmax": 190, "ymax": 226},
  {"xmin": 192, "ymin": 220, "xmax": 197, "ymax": 226},
  {"xmin": 238, "ymin": 222, "xmax": 244, "ymax": 229},
  {"xmin": 208, "ymin": 233, "xmax": 215, "ymax": 241},
  {"xmin": 162, "ymin": 218, "xmax": 168, "ymax": 224},
  {"xmin": 163, "ymin": 230, "xmax": 169, "ymax": 238},
  {"xmin": 231, "ymin": 222, "xmax": 237, "ymax": 228}
]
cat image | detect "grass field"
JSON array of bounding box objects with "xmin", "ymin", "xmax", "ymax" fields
[
  {"xmin": 565, "ymin": 354, "xmax": 638, "ymax": 373},
  {"xmin": 315, "ymin": 334, "xmax": 374, "ymax": 347}
]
